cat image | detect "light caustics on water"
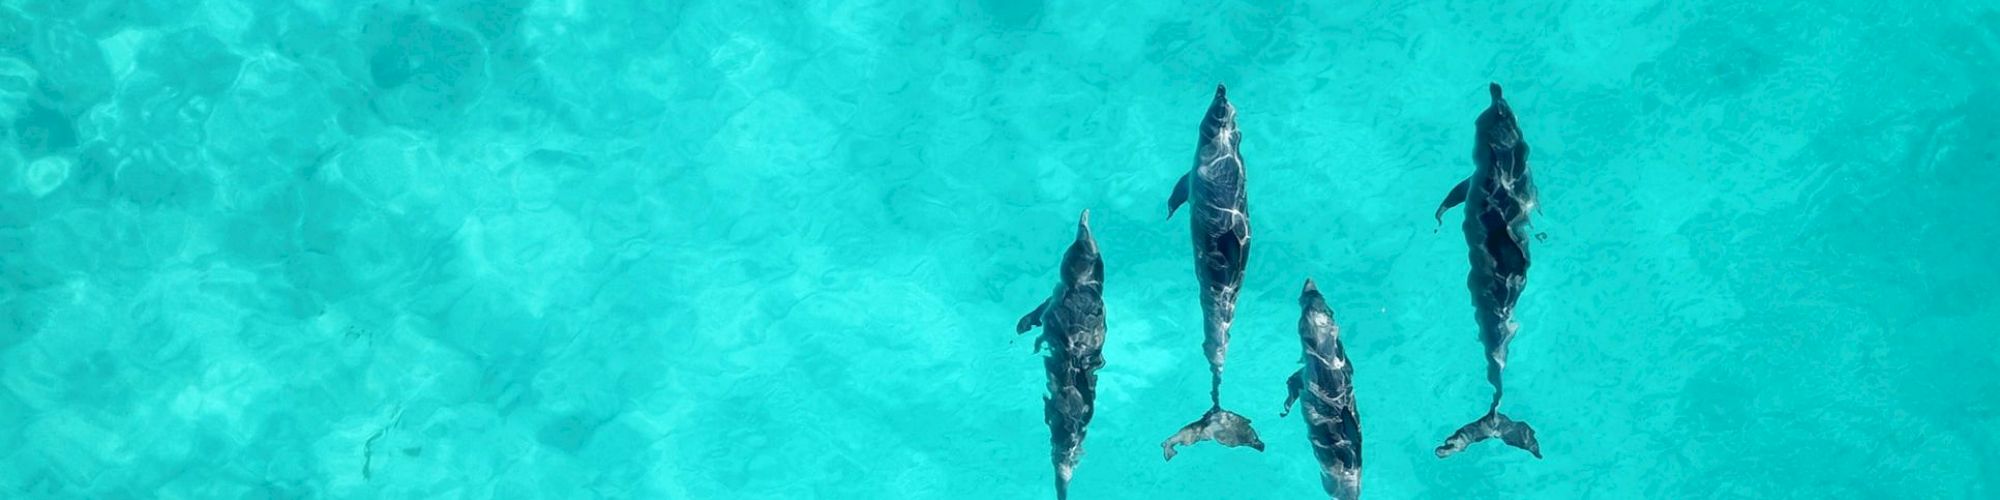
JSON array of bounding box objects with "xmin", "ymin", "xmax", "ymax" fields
[{"xmin": 2, "ymin": 1, "xmax": 1995, "ymax": 498}]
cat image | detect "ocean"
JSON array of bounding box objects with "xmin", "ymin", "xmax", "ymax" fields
[{"xmin": 2, "ymin": 0, "xmax": 1996, "ymax": 498}]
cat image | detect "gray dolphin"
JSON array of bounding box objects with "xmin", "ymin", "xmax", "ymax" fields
[
  {"xmin": 1161, "ymin": 84, "xmax": 1265, "ymax": 460},
  {"xmin": 1016, "ymin": 210, "xmax": 1107, "ymax": 500},
  {"xmin": 1281, "ymin": 279, "xmax": 1362, "ymax": 500},
  {"xmin": 1431, "ymin": 83, "xmax": 1543, "ymax": 459}
]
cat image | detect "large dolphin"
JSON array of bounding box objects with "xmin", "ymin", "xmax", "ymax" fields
[
  {"xmin": 1280, "ymin": 279, "xmax": 1362, "ymax": 500},
  {"xmin": 1431, "ymin": 83, "xmax": 1543, "ymax": 459},
  {"xmin": 1161, "ymin": 84, "xmax": 1265, "ymax": 460},
  {"xmin": 1016, "ymin": 210, "xmax": 1107, "ymax": 500}
]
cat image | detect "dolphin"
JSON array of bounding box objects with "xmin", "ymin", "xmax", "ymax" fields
[
  {"xmin": 1280, "ymin": 279, "xmax": 1362, "ymax": 500},
  {"xmin": 1161, "ymin": 84, "xmax": 1265, "ymax": 460},
  {"xmin": 1431, "ymin": 82, "xmax": 1543, "ymax": 459},
  {"xmin": 1016, "ymin": 210, "xmax": 1107, "ymax": 500}
]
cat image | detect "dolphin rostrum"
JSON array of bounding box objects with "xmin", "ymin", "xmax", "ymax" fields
[
  {"xmin": 1161, "ymin": 84, "xmax": 1265, "ymax": 460},
  {"xmin": 1432, "ymin": 83, "xmax": 1543, "ymax": 459}
]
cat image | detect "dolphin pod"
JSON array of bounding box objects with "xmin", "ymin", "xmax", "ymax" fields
[{"xmin": 1013, "ymin": 83, "xmax": 1546, "ymax": 498}]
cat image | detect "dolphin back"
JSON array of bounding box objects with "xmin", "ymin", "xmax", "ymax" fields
[
  {"xmin": 1041, "ymin": 286, "xmax": 1104, "ymax": 498},
  {"xmin": 1303, "ymin": 348, "xmax": 1362, "ymax": 499},
  {"xmin": 1294, "ymin": 281, "xmax": 1363, "ymax": 500}
]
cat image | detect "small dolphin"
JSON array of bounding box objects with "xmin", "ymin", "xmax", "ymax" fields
[
  {"xmin": 1281, "ymin": 279, "xmax": 1362, "ymax": 500},
  {"xmin": 1016, "ymin": 210, "xmax": 1108, "ymax": 500},
  {"xmin": 1161, "ymin": 84, "xmax": 1265, "ymax": 460},
  {"xmin": 1431, "ymin": 83, "xmax": 1543, "ymax": 459}
]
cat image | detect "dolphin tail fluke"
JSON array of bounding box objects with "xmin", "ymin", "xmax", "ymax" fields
[
  {"xmin": 1160, "ymin": 407, "xmax": 1265, "ymax": 461},
  {"xmin": 1435, "ymin": 411, "xmax": 1541, "ymax": 459},
  {"xmin": 1490, "ymin": 414, "xmax": 1540, "ymax": 458}
]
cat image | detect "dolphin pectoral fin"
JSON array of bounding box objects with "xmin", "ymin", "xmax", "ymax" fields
[
  {"xmin": 1016, "ymin": 299, "xmax": 1048, "ymax": 334},
  {"xmin": 1280, "ymin": 369, "xmax": 1304, "ymax": 418},
  {"xmin": 1435, "ymin": 412, "xmax": 1541, "ymax": 459},
  {"xmin": 1435, "ymin": 178, "xmax": 1470, "ymax": 227},
  {"xmin": 1166, "ymin": 173, "xmax": 1191, "ymax": 220},
  {"xmin": 1162, "ymin": 408, "xmax": 1266, "ymax": 461}
]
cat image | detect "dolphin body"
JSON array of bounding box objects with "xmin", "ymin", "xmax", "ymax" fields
[
  {"xmin": 1161, "ymin": 84, "xmax": 1265, "ymax": 460},
  {"xmin": 1281, "ymin": 279, "xmax": 1362, "ymax": 500},
  {"xmin": 1016, "ymin": 210, "xmax": 1107, "ymax": 500},
  {"xmin": 1431, "ymin": 83, "xmax": 1543, "ymax": 459}
]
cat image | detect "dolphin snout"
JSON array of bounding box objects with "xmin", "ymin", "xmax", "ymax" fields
[{"xmin": 1074, "ymin": 210, "xmax": 1097, "ymax": 251}]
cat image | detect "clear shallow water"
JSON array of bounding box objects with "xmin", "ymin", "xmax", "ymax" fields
[{"xmin": 2, "ymin": 0, "xmax": 1997, "ymax": 498}]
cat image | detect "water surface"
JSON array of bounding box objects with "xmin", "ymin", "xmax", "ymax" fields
[{"xmin": 2, "ymin": 1, "xmax": 1997, "ymax": 498}]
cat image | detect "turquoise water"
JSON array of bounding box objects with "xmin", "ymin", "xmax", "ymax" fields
[{"xmin": 3, "ymin": 0, "xmax": 1998, "ymax": 498}]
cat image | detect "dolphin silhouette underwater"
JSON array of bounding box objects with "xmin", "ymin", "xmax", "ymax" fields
[
  {"xmin": 1161, "ymin": 84, "xmax": 1266, "ymax": 460},
  {"xmin": 1016, "ymin": 210, "xmax": 1108, "ymax": 500},
  {"xmin": 1431, "ymin": 83, "xmax": 1544, "ymax": 459}
]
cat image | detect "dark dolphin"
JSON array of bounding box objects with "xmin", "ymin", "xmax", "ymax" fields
[
  {"xmin": 1431, "ymin": 83, "xmax": 1543, "ymax": 459},
  {"xmin": 1161, "ymin": 84, "xmax": 1265, "ymax": 460},
  {"xmin": 1016, "ymin": 210, "xmax": 1107, "ymax": 500},
  {"xmin": 1281, "ymin": 279, "xmax": 1362, "ymax": 499}
]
